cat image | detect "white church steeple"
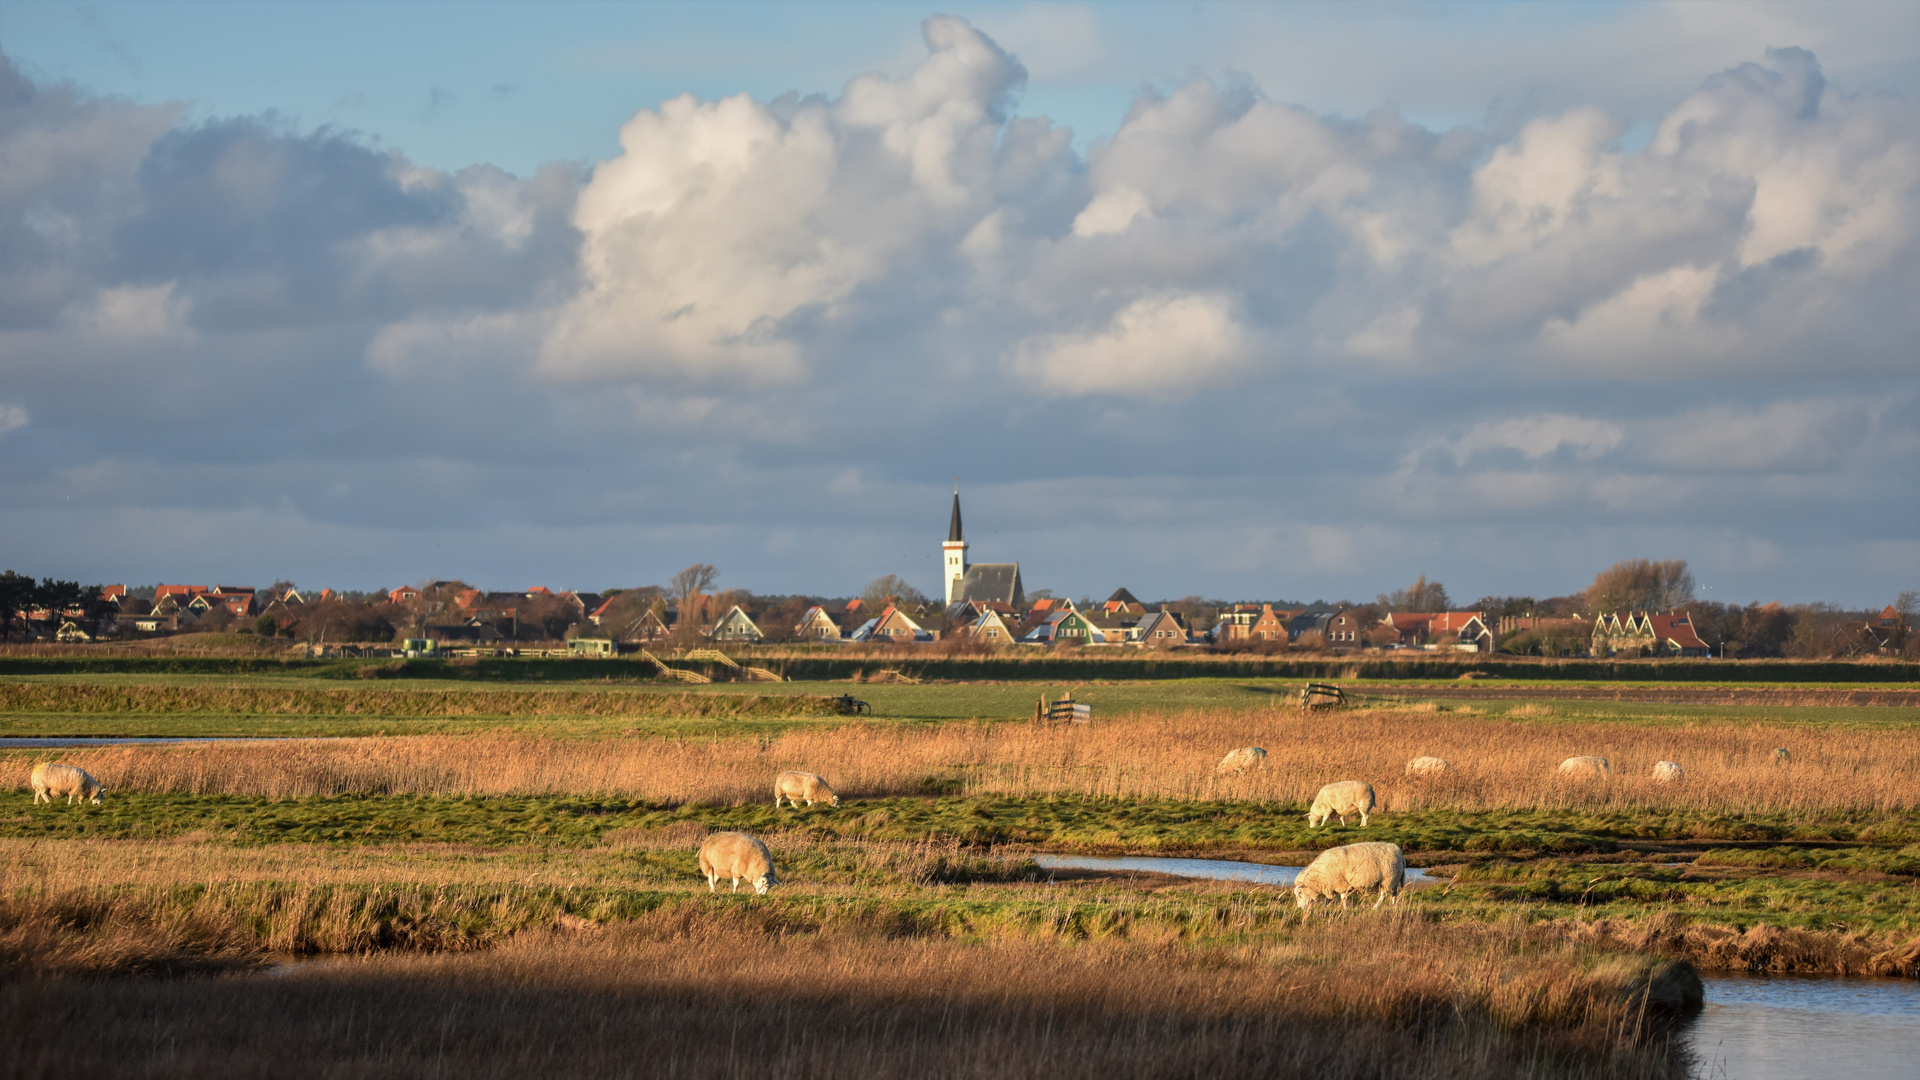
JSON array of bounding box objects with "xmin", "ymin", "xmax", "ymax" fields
[{"xmin": 943, "ymin": 483, "xmax": 969, "ymax": 605}]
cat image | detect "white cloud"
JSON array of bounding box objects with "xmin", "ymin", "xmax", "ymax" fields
[
  {"xmin": 1414, "ymin": 414, "xmax": 1626, "ymax": 468},
  {"xmin": 1642, "ymin": 399, "xmax": 1869, "ymax": 471},
  {"xmin": 64, "ymin": 283, "xmax": 195, "ymax": 342},
  {"xmin": 1012, "ymin": 292, "xmax": 1251, "ymax": 398},
  {"xmin": 0, "ymin": 403, "xmax": 26, "ymax": 436}
]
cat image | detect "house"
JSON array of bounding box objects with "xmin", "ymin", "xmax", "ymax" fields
[
  {"xmin": 1325, "ymin": 609, "xmax": 1370, "ymax": 646},
  {"xmin": 793, "ymin": 606, "xmax": 845, "ymax": 641},
  {"xmin": 588, "ymin": 596, "xmax": 620, "ymax": 626},
  {"xmin": 1132, "ymin": 608, "xmax": 1189, "ymax": 648},
  {"xmin": 708, "ymin": 605, "xmax": 765, "ymax": 643},
  {"xmin": 965, "ymin": 608, "xmax": 1019, "ymax": 644},
  {"xmin": 1285, "ymin": 610, "xmax": 1337, "ymax": 645},
  {"xmin": 1497, "ymin": 616, "xmax": 1592, "ymax": 655},
  {"xmin": 525, "ymin": 586, "xmax": 554, "ymax": 598},
  {"xmin": 155, "ymin": 585, "xmax": 209, "ymax": 603},
  {"xmin": 850, "ymin": 605, "xmax": 933, "ymax": 644},
  {"xmin": 1213, "ymin": 604, "xmax": 1296, "ymax": 643},
  {"xmin": 1380, "ymin": 611, "xmax": 1434, "ymax": 644},
  {"xmin": 1429, "ymin": 612, "xmax": 1494, "ymax": 652},
  {"xmin": 1021, "ymin": 609, "xmax": 1102, "ymax": 645},
  {"xmin": 1592, "ymin": 612, "xmax": 1711, "ymax": 657},
  {"xmin": 942, "ymin": 489, "xmax": 1025, "ymax": 606},
  {"xmin": 1845, "ymin": 605, "xmax": 1911, "ymax": 653},
  {"xmin": 100, "ymin": 585, "xmax": 127, "ymax": 606},
  {"xmin": 388, "ymin": 586, "xmax": 423, "ymax": 604},
  {"xmin": 1101, "ymin": 588, "xmax": 1145, "ymax": 617},
  {"xmin": 1084, "ymin": 609, "xmax": 1134, "ymax": 644},
  {"xmin": 567, "ymin": 637, "xmax": 617, "ymax": 657}
]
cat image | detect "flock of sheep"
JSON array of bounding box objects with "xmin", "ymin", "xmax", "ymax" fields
[{"xmin": 25, "ymin": 741, "xmax": 1794, "ymax": 914}]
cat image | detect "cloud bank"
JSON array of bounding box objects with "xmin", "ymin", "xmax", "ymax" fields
[{"xmin": 0, "ymin": 21, "xmax": 1915, "ymax": 604}]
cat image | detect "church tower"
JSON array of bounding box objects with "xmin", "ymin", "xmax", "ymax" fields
[{"xmin": 943, "ymin": 486, "xmax": 969, "ymax": 605}]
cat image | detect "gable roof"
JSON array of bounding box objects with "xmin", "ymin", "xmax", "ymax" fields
[
  {"xmin": 1646, "ymin": 613, "xmax": 1709, "ymax": 650},
  {"xmin": 956, "ymin": 563, "xmax": 1023, "ymax": 606},
  {"xmin": 1105, "ymin": 587, "xmax": 1142, "ymax": 607}
]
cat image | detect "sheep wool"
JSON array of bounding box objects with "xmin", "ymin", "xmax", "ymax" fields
[
  {"xmin": 1293, "ymin": 842, "xmax": 1406, "ymax": 912},
  {"xmin": 773, "ymin": 771, "xmax": 840, "ymax": 808},
  {"xmin": 1556, "ymin": 756, "xmax": 1611, "ymax": 779},
  {"xmin": 1404, "ymin": 756, "xmax": 1450, "ymax": 777},
  {"xmin": 1215, "ymin": 747, "xmax": 1267, "ymax": 774},
  {"xmin": 1308, "ymin": 780, "xmax": 1376, "ymax": 828},
  {"xmin": 698, "ymin": 832, "xmax": 780, "ymax": 895},
  {"xmin": 1651, "ymin": 761, "xmax": 1685, "ymax": 782},
  {"xmin": 30, "ymin": 762, "xmax": 103, "ymax": 806}
]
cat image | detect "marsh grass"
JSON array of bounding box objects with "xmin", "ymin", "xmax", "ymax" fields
[
  {"xmin": 1, "ymin": 910, "xmax": 1696, "ymax": 1080},
  {"xmin": 16, "ymin": 707, "xmax": 1917, "ymax": 813}
]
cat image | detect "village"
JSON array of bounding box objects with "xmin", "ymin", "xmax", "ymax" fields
[{"xmin": 3, "ymin": 491, "xmax": 1911, "ymax": 661}]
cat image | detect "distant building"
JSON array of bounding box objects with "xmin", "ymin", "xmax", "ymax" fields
[{"xmin": 942, "ymin": 488, "xmax": 1024, "ymax": 607}]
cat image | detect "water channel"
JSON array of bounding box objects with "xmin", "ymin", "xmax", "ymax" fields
[{"xmin": 1033, "ymin": 853, "xmax": 1918, "ymax": 1079}]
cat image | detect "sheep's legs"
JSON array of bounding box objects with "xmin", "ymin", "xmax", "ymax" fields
[{"xmin": 1359, "ymin": 812, "xmax": 1369, "ymax": 827}]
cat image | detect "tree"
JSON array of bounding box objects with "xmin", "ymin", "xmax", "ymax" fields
[
  {"xmin": 34, "ymin": 579, "xmax": 86, "ymax": 636},
  {"xmin": 1897, "ymin": 590, "xmax": 1920, "ymax": 621},
  {"xmin": 670, "ymin": 564, "xmax": 719, "ymax": 610},
  {"xmin": 1583, "ymin": 559, "xmax": 1694, "ymax": 614},
  {"xmin": 861, "ymin": 574, "xmax": 928, "ymax": 609},
  {"xmin": 0, "ymin": 571, "xmax": 34, "ymax": 642},
  {"xmin": 1378, "ymin": 575, "xmax": 1450, "ymax": 612},
  {"xmin": 1472, "ymin": 596, "xmax": 1536, "ymax": 619},
  {"xmin": 77, "ymin": 586, "xmax": 118, "ymax": 640}
]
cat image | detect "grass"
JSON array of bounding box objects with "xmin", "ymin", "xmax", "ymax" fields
[
  {"xmin": 4, "ymin": 674, "xmax": 1917, "ymax": 739},
  {"xmin": 9, "ymin": 707, "xmax": 1916, "ymax": 812},
  {"xmin": 2, "ymin": 906, "xmax": 1700, "ymax": 1080}
]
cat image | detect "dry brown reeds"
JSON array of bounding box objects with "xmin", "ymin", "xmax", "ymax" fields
[
  {"xmin": 2, "ymin": 905, "xmax": 1693, "ymax": 1080},
  {"xmin": 0, "ymin": 683, "xmax": 832, "ymax": 719},
  {"xmin": 18, "ymin": 706, "xmax": 1918, "ymax": 812}
]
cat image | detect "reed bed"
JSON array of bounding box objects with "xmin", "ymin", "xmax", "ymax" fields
[
  {"xmin": 0, "ymin": 682, "xmax": 832, "ymax": 718},
  {"xmin": 18, "ymin": 707, "xmax": 1919, "ymax": 812},
  {"xmin": 2, "ymin": 903, "xmax": 1694, "ymax": 1080}
]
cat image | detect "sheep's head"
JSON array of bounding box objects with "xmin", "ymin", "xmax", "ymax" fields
[
  {"xmin": 1292, "ymin": 885, "xmax": 1313, "ymax": 910},
  {"xmin": 752, "ymin": 874, "xmax": 775, "ymax": 896},
  {"xmin": 828, "ymin": 794, "xmax": 841, "ymax": 807},
  {"xmin": 85, "ymin": 782, "xmax": 104, "ymax": 804}
]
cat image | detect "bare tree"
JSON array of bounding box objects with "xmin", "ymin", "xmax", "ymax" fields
[
  {"xmin": 1583, "ymin": 559, "xmax": 1695, "ymax": 613},
  {"xmin": 1378, "ymin": 575, "xmax": 1451, "ymax": 612},
  {"xmin": 861, "ymin": 574, "xmax": 928, "ymax": 609},
  {"xmin": 670, "ymin": 564, "xmax": 719, "ymax": 610}
]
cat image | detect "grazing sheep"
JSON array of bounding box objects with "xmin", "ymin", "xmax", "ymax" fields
[
  {"xmin": 1404, "ymin": 756, "xmax": 1450, "ymax": 777},
  {"xmin": 1651, "ymin": 760, "xmax": 1685, "ymax": 782},
  {"xmin": 1293, "ymin": 842, "xmax": 1406, "ymax": 912},
  {"xmin": 772, "ymin": 771, "xmax": 840, "ymax": 808},
  {"xmin": 1308, "ymin": 780, "xmax": 1376, "ymax": 828},
  {"xmin": 698, "ymin": 831, "xmax": 780, "ymax": 895},
  {"xmin": 1215, "ymin": 747, "xmax": 1267, "ymax": 774},
  {"xmin": 1772, "ymin": 747, "xmax": 1792, "ymax": 764},
  {"xmin": 1556, "ymin": 756, "xmax": 1611, "ymax": 779},
  {"xmin": 30, "ymin": 762, "xmax": 103, "ymax": 805}
]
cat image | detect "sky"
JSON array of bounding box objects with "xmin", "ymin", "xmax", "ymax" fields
[{"xmin": 1, "ymin": 0, "xmax": 1917, "ymax": 607}]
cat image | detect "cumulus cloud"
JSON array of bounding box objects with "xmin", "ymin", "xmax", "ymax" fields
[{"xmin": 1, "ymin": 30, "xmax": 1917, "ymax": 605}]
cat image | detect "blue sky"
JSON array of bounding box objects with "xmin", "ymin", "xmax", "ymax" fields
[{"xmin": 1, "ymin": 1, "xmax": 1918, "ymax": 605}]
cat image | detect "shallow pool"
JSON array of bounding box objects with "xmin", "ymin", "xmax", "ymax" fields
[
  {"xmin": 1683, "ymin": 973, "xmax": 1920, "ymax": 1080},
  {"xmin": 1032, "ymin": 852, "xmax": 1439, "ymax": 887}
]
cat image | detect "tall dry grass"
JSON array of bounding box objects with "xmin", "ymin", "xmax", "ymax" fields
[
  {"xmin": 0, "ymin": 682, "xmax": 830, "ymax": 718},
  {"xmin": 2, "ymin": 905, "xmax": 1693, "ymax": 1080},
  {"xmin": 19, "ymin": 707, "xmax": 1919, "ymax": 812}
]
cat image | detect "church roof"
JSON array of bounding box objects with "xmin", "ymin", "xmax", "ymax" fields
[
  {"xmin": 948, "ymin": 490, "xmax": 964, "ymax": 543},
  {"xmin": 957, "ymin": 563, "xmax": 1022, "ymax": 605}
]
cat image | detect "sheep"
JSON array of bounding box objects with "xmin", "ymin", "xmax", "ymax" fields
[
  {"xmin": 1404, "ymin": 756, "xmax": 1450, "ymax": 777},
  {"xmin": 698, "ymin": 831, "xmax": 780, "ymax": 895},
  {"xmin": 1651, "ymin": 760, "xmax": 1685, "ymax": 782},
  {"xmin": 1308, "ymin": 780, "xmax": 1376, "ymax": 828},
  {"xmin": 30, "ymin": 762, "xmax": 104, "ymax": 805},
  {"xmin": 1293, "ymin": 842, "xmax": 1406, "ymax": 912},
  {"xmin": 773, "ymin": 771, "xmax": 840, "ymax": 808},
  {"xmin": 1556, "ymin": 755, "xmax": 1611, "ymax": 779},
  {"xmin": 1215, "ymin": 747, "xmax": 1267, "ymax": 774}
]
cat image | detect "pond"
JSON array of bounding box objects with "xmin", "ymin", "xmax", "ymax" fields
[
  {"xmin": 1032, "ymin": 852, "xmax": 1441, "ymax": 887},
  {"xmin": 1683, "ymin": 973, "xmax": 1920, "ymax": 1080}
]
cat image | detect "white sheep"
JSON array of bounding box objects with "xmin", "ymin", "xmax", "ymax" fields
[
  {"xmin": 1293, "ymin": 842, "xmax": 1406, "ymax": 912},
  {"xmin": 1404, "ymin": 756, "xmax": 1450, "ymax": 777},
  {"xmin": 1651, "ymin": 760, "xmax": 1685, "ymax": 782},
  {"xmin": 1215, "ymin": 747, "xmax": 1267, "ymax": 774},
  {"xmin": 1308, "ymin": 780, "xmax": 1376, "ymax": 828},
  {"xmin": 30, "ymin": 762, "xmax": 104, "ymax": 805},
  {"xmin": 772, "ymin": 771, "xmax": 840, "ymax": 808},
  {"xmin": 698, "ymin": 831, "xmax": 780, "ymax": 895},
  {"xmin": 1556, "ymin": 755, "xmax": 1612, "ymax": 779}
]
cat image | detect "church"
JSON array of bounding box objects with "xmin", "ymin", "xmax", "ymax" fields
[{"xmin": 942, "ymin": 489, "xmax": 1024, "ymax": 606}]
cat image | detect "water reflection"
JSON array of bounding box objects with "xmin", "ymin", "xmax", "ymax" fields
[
  {"xmin": 1033, "ymin": 853, "xmax": 1438, "ymax": 887},
  {"xmin": 1684, "ymin": 974, "xmax": 1920, "ymax": 1080}
]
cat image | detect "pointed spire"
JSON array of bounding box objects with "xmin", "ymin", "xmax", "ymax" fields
[{"xmin": 948, "ymin": 485, "xmax": 964, "ymax": 543}]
